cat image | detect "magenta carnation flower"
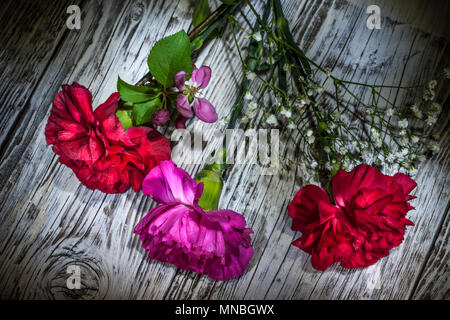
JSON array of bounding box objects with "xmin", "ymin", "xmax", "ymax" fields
[{"xmin": 134, "ymin": 160, "xmax": 254, "ymax": 281}]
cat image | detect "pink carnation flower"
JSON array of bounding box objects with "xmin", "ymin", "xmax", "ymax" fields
[{"xmin": 134, "ymin": 160, "xmax": 254, "ymax": 281}]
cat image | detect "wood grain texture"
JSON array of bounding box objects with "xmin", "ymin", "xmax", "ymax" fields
[{"xmin": 0, "ymin": 0, "xmax": 448, "ymax": 300}]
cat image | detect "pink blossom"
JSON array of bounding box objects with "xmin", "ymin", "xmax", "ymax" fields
[
  {"xmin": 174, "ymin": 66, "xmax": 218, "ymax": 124},
  {"xmin": 134, "ymin": 160, "xmax": 253, "ymax": 281}
]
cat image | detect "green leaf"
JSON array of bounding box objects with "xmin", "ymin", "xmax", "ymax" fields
[
  {"xmin": 193, "ymin": 0, "xmax": 211, "ymax": 27},
  {"xmin": 117, "ymin": 77, "xmax": 159, "ymax": 103},
  {"xmin": 195, "ymin": 167, "xmax": 224, "ymax": 212},
  {"xmin": 116, "ymin": 109, "xmax": 133, "ymax": 130},
  {"xmin": 133, "ymin": 98, "xmax": 162, "ymax": 126},
  {"xmin": 148, "ymin": 30, "xmax": 193, "ymax": 88}
]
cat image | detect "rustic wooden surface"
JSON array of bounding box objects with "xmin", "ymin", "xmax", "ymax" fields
[{"xmin": 0, "ymin": 0, "xmax": 448, "ymax": 300}]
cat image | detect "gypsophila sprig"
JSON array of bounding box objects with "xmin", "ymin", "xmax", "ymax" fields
[{"xmin": 227, "ymin": 0, "xmax": 446, "ymax": 181}]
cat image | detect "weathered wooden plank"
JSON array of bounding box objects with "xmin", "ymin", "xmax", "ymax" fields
[
  {"xmin": 411, "ymin": 200, "xmax": 449, "ymax": 300},
  {"xmin": 0, "ymin": 0, "xmax": 77, "ymax": 156},
  {"xmin": 159, "ymin": 0, "xmax": 450, "ymax": 300},
  {"xmin": 0, "ymin": 0, "xmax": 448, "ymax": 300}
]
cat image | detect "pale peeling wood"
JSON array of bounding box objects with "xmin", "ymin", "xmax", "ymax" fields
[{"xmin": 0, "ymin": 0, "xmax": 449, "ymax": 300}]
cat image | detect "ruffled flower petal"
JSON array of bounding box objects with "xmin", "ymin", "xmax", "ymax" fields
[
  {"xmin": 45, "ymin": 83, "xmax": 171, "ymax": 194},
  {"xmin": 332, "ymin": 164, "xmax": 389, "ymax": 207},
  {"xmin": 289, "ymin": 164, "xmax": 416, "ymax": 271},
  {"xmin": 134, "ymin": 204, "xmax": 253, "ymax": 281},
  {"xmin": 142, "ymin": 160, "xmax": 200, "ymax": 206},
  {"xmin": 135, "ymin": 160, "xmax": 254, "ymax": 281}
]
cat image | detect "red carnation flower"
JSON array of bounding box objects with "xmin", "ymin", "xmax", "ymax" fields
[
  {"xmin": 45, "ymin": 83, "xmax": 171, "ymax": 193},
  {"xmin": 288, "ymin": 164, "xmax": 416, "ymax": 271}
]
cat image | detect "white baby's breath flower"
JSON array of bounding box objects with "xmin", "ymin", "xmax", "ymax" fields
[
  {"xmin": 399, "ymin": 130, "xmax": 407, "ymax": 136},
  {"xmin": 306, "ymin": 129, "xmax": 313, "ymax": 137},
  {"xmin": 307, "ymin": 135, "xmax": 315, "ymax": 144},
  {"xmin": 375, "ymin": 139, "xmax": 383, "ymax": 148},
  {"xmin": 310, "ymin": 161, "xmax": 318, "ymax": 169},
  {"xmin": 411, "ymin": 135, "xmax": 419, "ymax": 143},
  {"xmin": 280, "ymin": 108, "xmax": 292, "ymax": 118},
  {"xmin": 370, "ymin": 128, "xmax": 380, "ymax": 139},
  {"xmin": 248, "ymin": 101, "xmax": 258, "ymax": 110},
  {"xmin": 428, "ymin": 80, "xmax": 437, "ymax": 89},
  {"xmin": 315, "ymin": 86, "xmax": 324, "ymax": 94},
  {"xmin": 386, "ymin": 153, "xmax": 395, "ymax": 163},
  {"xmin": 409, "ymin": 167, "xmax": 418, "ymax": 176},
  {"xmin": 361, "ymin": 149, "xmax": 369, "ymax": 159},
  {"xmin": 244, "ymin": 91, "xmax": 253, "ymax": 101},
  {"xmin": 245, "ymin": 109, "xmax": 256, "ymax": 119},
  {"xmin": 246, "ymin": 71, "xmax": 256, "ymax": 80},
  {"xmin": 423, "ymin": 89, "xmax": 435, "ymax": 101},
  {"xmin": 425, "ymin": 115, "xmax": 437, "ymax": 126},
  {"xmin": 324, "ymin": 146, "xmax": 331, "ymax": 153},
  {"xmin": 338, "ymin": 146, "xmax": 347, "ymax": 155},
  {"xmin": 386, "ymin": 108, "xmax": 394, "ymax": 117},
  {"xmin": 283, "ymin": 63, "xmax": 290, "ymax": 72},
  {"xmin": 398, "ymin": 119, "xmax": 408, "ymax": 128},
  {"xmin": 366, "ymin": 107, "xmax": 374, "ymax": 115},
  {"xmin": 251, "ymin": 31, "xmax": 262, "ymax": 42},
  {"xmin": 266, "ymin": 114, "xmax": 278, "ymax": 126}
]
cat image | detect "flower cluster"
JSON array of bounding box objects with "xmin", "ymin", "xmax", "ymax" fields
[
  {"xmin": 288, "ymin": 165, "xmax": 416, "ymax": 271},
  {"xmin": 175, "ymin": 65, "xmax": 218, "ymax": 129},
  {"xmin": 229, "ymin": 2, "xmax": 446, "ymax": 182},
  {"xmin": 45, "ymin": 83, "xmax": 171, "ymax": 193},
  {"xmin": 134, "ymin": 160, "xmax": 254, "ymax": 281}
]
